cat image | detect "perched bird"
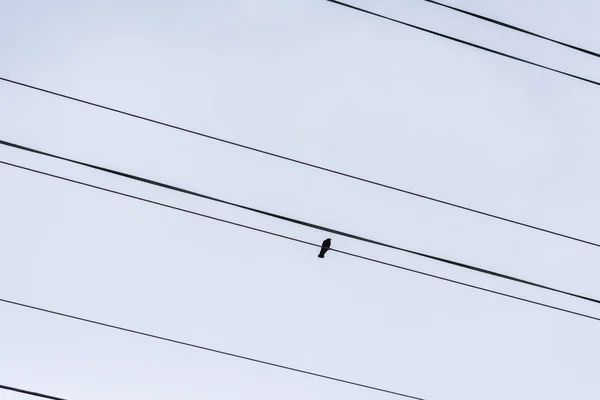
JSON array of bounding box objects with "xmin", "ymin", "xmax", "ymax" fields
[{"xmin": 318, "ymin": 238, "xmax": 332, "ymax": 258}]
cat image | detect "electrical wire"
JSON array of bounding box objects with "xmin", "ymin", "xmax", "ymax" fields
[
  {"xmin": 0, "ymin": 384, "xmax": 68, "ymax": 400},
  {"xmin": 1, "ymin": 159, "xmax": 599, "ymax": 323},
  {"xmin": 1, "ymin": 77, "xmax": 598, "ymax": 250},
  {"xmin": 325, "ymin": 0, "xmax": 600, "ymax": 87},
  {"xmin": 0, "ymin": 299, "xmax": 425, "ymax": 399},
  {"xmin": 420, "ymin": 0, "xmax": 600, "ymax": 58},
  {"xmin": 2, "ymin": 138, "xmax": 599, "ymax": 307}
]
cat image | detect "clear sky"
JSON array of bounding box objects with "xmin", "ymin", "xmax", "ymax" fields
[{"xmin": 1, "ymin": 1, "xmax": 600, "ymax": 399}]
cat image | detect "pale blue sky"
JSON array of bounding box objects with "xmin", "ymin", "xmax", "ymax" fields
[{"xmin": 1, "ymin": 1, "xmax": 600, "ymax": 399}]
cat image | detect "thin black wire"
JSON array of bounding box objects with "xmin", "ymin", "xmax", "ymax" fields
[
  {"xmin": 325, "ymin": 0, "xmax": 600, "ymax": 87},
  {"xmin": 2, "ymin": 138, "xmax": 599, "ymax": 307},
  {"xmin": 1, "ymin": 78, "xmax": 598, "ymax": 250},
  {"xmin": 0, "ymin": 305, "xmax": 423, "ymax": 399},
  {"xmin": 1, "ymin": 159, "xmax": 600, "ymax": 324},
  {"xmin": 421, "ymin": 0, "xmax": 600, "ymax": 58},
  {"xmin": 0, "ymin": 384, "xmax": 68, "ymax": 400}
]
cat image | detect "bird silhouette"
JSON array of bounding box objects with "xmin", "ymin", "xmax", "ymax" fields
[{"xmin": 318, "ymin": 238, "xmax": 331, "ymax": 258}]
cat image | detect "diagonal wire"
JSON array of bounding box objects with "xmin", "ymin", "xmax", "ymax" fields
[
  {"xmin": 420, "ymin": 0, "xmax": 600, "ymax": 58},
  {"xmin": 0, "ymin": 384, "xmax": 68, "ymax": 400},
  {"xmin": 1, "ymin": 77, "xmax": 599, "ymax": 249},
  {"xmin": 325, "ymin": 0, "xmax": 600, "ymax": 87},
  {"xmin": 0, "ymin": 302, "xmax": 424, "ymax": 399},
  {"xmin": 1, "ymin": 159, "xmax": 600, "ymax": 323},
  {"xmin": 2, "ymin": 138, "xmax": 600, "ymax": 307}
]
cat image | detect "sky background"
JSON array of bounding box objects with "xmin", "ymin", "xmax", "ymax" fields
[{"xmin": 2, "ymin": 0, "xmax": 600, "ymax": 399}]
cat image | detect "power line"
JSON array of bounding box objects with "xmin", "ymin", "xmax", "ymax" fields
[
  {"xmin": 1, "ymin": 159, "xmax": 599, "ymax": 323},
  {"xmin": 0, "ymin": 298, "xmax": 425, "ymax": 399},
  {"xmin": 0, "ymin": 384, "xmax": 68, "ymax": 400},
  {"xmin": 420, "ymin": 0, "xmax": 600, "ymax": 58},
  {"xmin": 325, "ymin": 0, "xmax": 600, "ymax": 87},
  {"xmin": 2, "ymin": 138, "xmax": 599, "ymax": 307},
  {"xmin": 1, "ymin": 77, "xmax": 598, "ymax": 249}
]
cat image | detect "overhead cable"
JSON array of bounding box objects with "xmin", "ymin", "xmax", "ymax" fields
[
  {"xmin": 420, "ymin": 0, "xmax": 600, "ymax": 58},
  {"xmin": 0, "ymin": 384, "xmax": 68, "ymax": 400},
  {"xmin": 1, "ymin": 77, "xmax": 598, "ymax": 249},
  {"xmin": 2, "ymin": 138, "xmax": 598, "ymax": 307},
  {"xmin": 325, "ymin": 0, "xmax": 600, "ymax": 87},
  {"xmin": 0, "ymin": 297, "xmax": 425, "ymax": 399},
  {"xmin": 1, "ymin": 159, "xmax": 600, "ymax": 323}
]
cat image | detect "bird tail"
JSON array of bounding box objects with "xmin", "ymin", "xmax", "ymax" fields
[{"xmin": 318, "ymin": 251, "xmax": 325, "ymax": 258}]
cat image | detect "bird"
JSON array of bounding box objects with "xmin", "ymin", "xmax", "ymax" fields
[{"xmin": 318, "ymin": 238, "xmax": 332, "ymax": 258}]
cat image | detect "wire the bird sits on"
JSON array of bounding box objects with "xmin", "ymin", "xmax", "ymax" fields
[
  {"xmin": 420, "ymin": 0, "xmax": 600, "ymax": 58},
  {"xmin": 1, "ymin": 78, "xmax": 599, "ymax": 249},
  {"xmin": 325, "ymin": 0, "xmax": 600, "ymax": 87},
  {"xmin": 0, "ymin": 384, "xmax": 68, "ymax": 400},
  {"xmin": 1, "ymin": 159, "xmax": 600, "ymax": 323},
  {"xmin": 0, "ymin": 298, "xmax": 425, "ymax": 399},
  {"xmin": 2, "ymin": 139, "xmax": 599, "ymax": 307}
]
